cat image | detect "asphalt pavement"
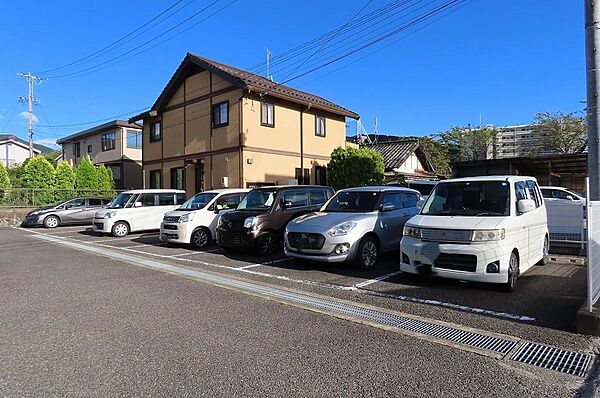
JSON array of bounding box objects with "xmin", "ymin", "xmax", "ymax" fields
[{"xmin": 1, "ymin": 227, "xmax": 599, "ymax": 397}]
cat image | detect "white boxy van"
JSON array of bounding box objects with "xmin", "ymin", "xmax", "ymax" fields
[
  {"xmin": 400, "ymin": 176, "xmax": 548, "ymax": 291},
  {"xmin": 160, "ymin": 189, "xmax": 249, "ymax": 248},
  {"xmin": 93, "ymin": 189, "xmax": 186, "ymax": 237}
]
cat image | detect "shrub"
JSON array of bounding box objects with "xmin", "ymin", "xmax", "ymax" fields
[
  {"xmin": 327, "ymin": 146, "xmax": 385, "ymax": 190},
  {"xmin": 21, "ymin": 156, "xmax": 56, "ymax": 205},
  {"xmin": 55, "ymin": 161, "xmax": 76, "ymax": 201},
  {"xmin": 75, "ymin": 155, "xmax": 99, "ymax": 194}
]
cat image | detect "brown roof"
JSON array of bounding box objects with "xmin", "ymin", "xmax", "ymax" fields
[
  {"xmin": 365, "ymin": 139, "xmax": 435, "ymax": 173},
  {"xmin": 130, "ymin": 53, "xmax": 359, "ymax": 122},
  {"xmin": 57, "ymin": 120, "xmax": 141, "ymax": 144}
]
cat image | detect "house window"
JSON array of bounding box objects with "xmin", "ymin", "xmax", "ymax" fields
[
  {"xmin": 295, "ymin": 168, "xmax": 310, "ymax": 185},
  {"xmin": 150, "ymin": 121, "xmax": 161, "ymax": 142},
  {"xmin": 87, "ymin": 144, "xmax": 92, "ymax": 153},
  {"xmin": 101, "ymin": 131, "xmax": 116, "ymax": 151},
  {"xmin": 315, "ymin": 115, "xmax": 326, "ymax": 137},
  {"xmin": 150, "ymin": 170, "xmax": 162, "ymax": 189},
  {"xmin": 127, "ymin": 130, "xmax": 142, "ymax": 149},
  {"xmin": 261, "ymin": 102, "xmax": 274, "ymax": 127},
  {"xmin": 170, "ymin": 167, "xmax": 184, "ymax": 190},
  {"xmin": 73, "ymin": 142, "xmax": 81, "ymax": 157},
  {"xmin": 212, "ymin": 101, "xmax": 229, "ymax": 127},
  {"xmin": 315, "ymin": 166, "xmax": 327, "ymax": 185}
]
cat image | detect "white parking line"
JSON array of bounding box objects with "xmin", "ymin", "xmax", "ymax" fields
[
  {"xmin": 21, "ymin": 228, "xmax": 537, "ymax": 323},
  {"xmin": 122, "ymin": 243, "xmax": 169, "ymax": 249},
  {"xmin": 238, "ymin": 258, "xmax": 290, "ymax": 270},
  {"xmin": 172, "ymin": 248, "xmax": 222, "ymax": 257},
  {"xmin": 354, "ymin": 271, "xmax": 404, "ymax": 288}
]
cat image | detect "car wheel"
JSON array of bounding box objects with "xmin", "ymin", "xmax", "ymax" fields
[
  {"xmin": 43, "ymin": 215, "xmax": 60, "ymax": 228},
  {"xmin": 255, "ymin": 232, "xmax": 276, "ymax": 256},
  {"xmin": 537, "ymin": 236, "xmax": 549, "ymax": 265},
  {"xmin": 355, "ymin": 236, "xmax": 379, "ymax": 270},
  {"xmin": 112, "ymin": 222, "xmax": 129, "ymax": 238},
  {"xmin": 502, "ymin": 252, "xmax": 519, "ymax": 292},
  {"xmin": 191, "ymin": 228, "xmax": 210, "ymax": 249}
]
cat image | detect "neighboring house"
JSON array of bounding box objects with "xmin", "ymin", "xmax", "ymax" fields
[
  {"xmin": 57, "ymin": 120, "xmax": 143, "ymax": 189},
  {"xmin": 364, "ymin": 138, "xmax": 436, "ymax": 181},
  {"xmin": 129, "ymin": 53, "xmax": 359, "ymax": 193},
  {"xmin": 0, "ymin": 134, "xmax": 53, "ymax": 167},
  {"xmin": 452, "ymin": 153, "xmax": 587, "ymax": 192}
]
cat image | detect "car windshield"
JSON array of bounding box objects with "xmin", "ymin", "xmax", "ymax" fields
[
  {"xmin": 422, "ymin": 181, "xmax": 510, "ymax": 216},
  {"xmin": 237, "ymin": 189, "xmax": 276, "ymax": 211},
  {"xmin": 179, "ymin": 192, "xmax": 217, "ymax": 210},
  {"xmin": 324, "ymin": 191, "xmax": 381, "ymax": 212},
  {"xmin": 108, "ymin": 193, "xmax": 135, "ymax": 209}
]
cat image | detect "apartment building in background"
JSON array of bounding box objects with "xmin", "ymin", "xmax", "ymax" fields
[
  {"xmin": 57, "ymin": 120, "xmax": 143, "ymax": 189},
  {"xmin": 130, "ymin": 53, "xmax": 359, "ymax": 193},
  {"xmin": 492, "ymin": 124, "xmax": 557, "ymax": 159},
  {"xmin": 0, "ymin": 134, "xmax": 53, "ymax": 167}
]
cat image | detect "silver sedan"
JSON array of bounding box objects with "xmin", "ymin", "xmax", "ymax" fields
[{"xmin": 284, "ymin": 186, "xmax": 420, "ymax": 269}]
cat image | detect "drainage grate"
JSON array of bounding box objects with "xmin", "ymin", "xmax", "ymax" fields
[{"xmin": 510, "ymin": 341, "xmax": 592, "ymax": 377}]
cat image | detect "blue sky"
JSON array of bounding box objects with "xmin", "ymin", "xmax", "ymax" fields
[{"xmin": 0, "ymin": 1, "xmax": 584, "ymax": 148}]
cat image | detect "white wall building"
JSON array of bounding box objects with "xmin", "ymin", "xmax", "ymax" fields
[{"xmin": 0, "ymin": 134, "xmax": 50, "ymax": 167}]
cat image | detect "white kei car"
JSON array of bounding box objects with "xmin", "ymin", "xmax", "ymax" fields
[
  {"xmin": 160, "ymin": 189, "xmax": 249, "ymax": 248},
  {"xmin": 400, "ymin": 176, "xmax": 549, "ymax": 291}
]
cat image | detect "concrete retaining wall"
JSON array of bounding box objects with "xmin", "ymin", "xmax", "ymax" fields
[{"xmin": 0, "ymin": 208, "xmax": 35, "ymax": 227}]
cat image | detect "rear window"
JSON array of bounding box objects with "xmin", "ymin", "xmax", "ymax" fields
[{"xmin": 158, "ymin": 193, "xmax": 175, "ymax": 206}]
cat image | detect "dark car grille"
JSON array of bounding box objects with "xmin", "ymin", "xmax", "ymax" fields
[
  {"xmin": 163, "ymin": 224, "xmax": 178, "ymax": 230},
  {"xmin": 287, "ymin": 232, "xmax": 326, "ymax": 250},
  {"xmin": 94, "ymin": 222, "xmax": 104, "ymax": 230},
  {"xmin": 218, "ymin": 231, "xmax": 248, "ymax": 247},
  {"xmin": 163, "ymin": 215, "xmax": 180, "ymax": 223},
  {"xmin": 434, "ymin": 253, "xmax": 477, "ymax": 272}
]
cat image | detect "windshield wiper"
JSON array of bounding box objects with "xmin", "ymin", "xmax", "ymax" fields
[{"xmin": 474, "ymin": 212, "xmax": 503, "ymax": 216}]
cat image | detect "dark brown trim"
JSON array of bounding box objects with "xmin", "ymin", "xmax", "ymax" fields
[
  {"xmin": 238, "ymin": 95, "xmax": 244, "ymax": 186},
  {"xmin": 163, "ymin": 85, "xmax": 238, "ymax": 113},
  {"xmin": 183, "ymin": 79, "xmax": 186, "ymax": 156},
  {"xmin": 209, "ymin": 72, "xmax": 213, "ymax": 189},
  {"xmin": 212, "ymin": 100, "xmax": 229, "ymax": 128},
  {"xmin": 244, "ymin": 145, "xmax": 330, "ymax": 161},
  {"xmin": 149, "ymin": 120, "xmax": 162, "ymax": 142},
  {"xmin": 300, "ymin": 107, "xmax": 304, "ymax": 184},
  {"xmin": 260, "ymin": 101, "xmax": 275, "ymax": 128}
]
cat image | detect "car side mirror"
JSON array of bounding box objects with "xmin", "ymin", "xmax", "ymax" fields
[
  {"xmin": 134, "ymin": 201, "xmax": 142, "ymax": 208},
  {"xmin": 517, "ymin": 199, "xmax": 536, "ymax": 214},
  {"xmin": 281, "ymin": 200, "xmax": 293, "ymax": 210},
  {"xmin": 416, "ymin": 199, "xmax": 425, "ymax": 209},
  {"xmin": 381, "ymin": 204, "xmax": 395, "ymax": 212}
]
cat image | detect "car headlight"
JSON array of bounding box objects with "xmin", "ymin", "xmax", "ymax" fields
[
  {"xmin": 327, "ymin": 221, "xmax": 357, "ymax": 237},
  {"xmin": 179, "ymin": 213, "xmax": 194, "ymax": 223},
  {"xmin": 103, "ymin": 211, "xmax": 117, "ymax": 219},
  {"xmin": 243, "ymin": 216, "xmax": 257, "ymax": 229},
  {"xmin": 403, "ymin": 225, "xmax": 422, "ymax": 238},
  {"xmin": 471, "ymin": 229, "xmax": 505, "ymax": 241}
]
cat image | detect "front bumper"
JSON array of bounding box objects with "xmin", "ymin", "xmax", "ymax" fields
[
  {"xmin": 21, "ymin": 215, "xmax": 43, "ymax": 227},
  {"xmin": 92, "ymin": 218, "xmax": 114, "ymax": 234},
  {"xmin": 399, "ymin": 236, "xmax": 510, "ymax": 284},
  {"xmin": 283, "ymin": 229, "xmax": 361, "ymax": 263},
  {"xmin": 216, "ymin": 228, "xmax": 257, "ymax": 250},
  {"xmin": 159, "ymin": 222, "xmax": 192, "ymax": 244}
]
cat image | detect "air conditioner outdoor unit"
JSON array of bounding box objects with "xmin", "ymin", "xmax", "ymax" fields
[{"xmin": 221, "ymin": 176, "xmax": 229, "ymax": 188}]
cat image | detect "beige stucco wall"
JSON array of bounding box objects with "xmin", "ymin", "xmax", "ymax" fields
[
  {"xmin": 163, "ymin": 108, "xmax": 185, "ymax": 158},
  {"xmin": 302, "ymin": 111, "xmax": 347, "ymax": 158},
  {"xmin": 241, "ymin": 98, "xmax": 300, "ymax": 153},
  {"xmin": 142, "ymin": 118, "xmax": 162, "ymax": 163}
]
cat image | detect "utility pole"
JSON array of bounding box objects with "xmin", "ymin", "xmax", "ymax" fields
[
  {"xmin": 266, "ymin": 48, "xmax": 273, "ymax": 81},
  {"xmin": 17, "ymin": 72, "xmax": 42, "ymax": 158},
  {"xmin": 586, "ymin": 0, "xmax": 600, "ymax": 200}
]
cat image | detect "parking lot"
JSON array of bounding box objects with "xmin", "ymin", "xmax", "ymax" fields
[{"xmin": 19, "ymin": 224, "xmax": 589, "ymax": 336}]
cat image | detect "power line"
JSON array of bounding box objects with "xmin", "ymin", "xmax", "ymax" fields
[
  {"xmin": 36, "ymin": 0, "xmax": 195, "ymax": 75},
  {"xmin": 37, "ymin": 107, "xmax": 148, "ymax": 129},
  {"xmin": 44, "ymin": 0, "xmax": 225, "ymax": 79}
]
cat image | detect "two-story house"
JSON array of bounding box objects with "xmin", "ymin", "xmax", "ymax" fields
[
  {"xmin": 57, "ymin": 120, "xmax": 143, "ymax": 189},
  {"xmin": 0, "ymin": 134, "xmax": 53, "ymax": 167},
  {"xmin": 129, "ymin": 53, "xmax": 359, "ymax": 193}
]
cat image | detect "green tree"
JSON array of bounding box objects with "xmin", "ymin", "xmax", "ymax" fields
[
  {"xmin": 54, "ymin": 161, "xmax": 76, "ymax": 201},
  {"xmin": 75, "ymin": 155, "xmax": 99, "ymax": 194},
  {"xmin": 532, "ymin": 111, "xmax": 586, "ymax": 154},
  {"xmin": 97, "ymin": 164, "xmax": 115, "ymax": 195},
  {"xmin": 0, "ymin": 162, "xmax": 11, "ymax": 203},
  {"xmin": 438, "ymin": 126, "xmax": 496, "ymax": 163},
  {"xmin": 327, "ymin": 146, "xmax": 385, "ymax": 190},
  {"xmin": 418, "ymin": 136, "xmax": 451, "ymax": 177},
  {"xmin": 21, "ymin": 156, "xmax": 56, "ymax": 205}
]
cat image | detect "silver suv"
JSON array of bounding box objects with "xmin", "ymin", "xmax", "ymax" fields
[{"xmin": 284, "ymin": 186, "xmax": 421, "ymax": 269}]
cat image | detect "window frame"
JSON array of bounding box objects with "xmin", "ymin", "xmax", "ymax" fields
[
  {"xmin": 127, "ymin": 130, "xmax": 142, "ymax": 149},
  {"xmin": 315, "ymin": 115, "xmax": 326, "ymax": 137},
  {"xmin": 87, "ymin": 144, "xmax": 92, "ymax": 153},
  {"xmin": 260, "ymin": 102, "xmax": 275, "ymax": 127},
  {"xmin": 73, "ymin": 142, "xmax": 81, "ymax": 157},
  {"xmin": 150, "ymin": 121, "xmax": 161, "ymax": 142},
  {"xmin": 170, "ymin": 167, "xmax": 185, "ymax": 190},
  {"xmin": 149, "ymin": 170, "xmax": 162, "ymax": 189},
  {"xmin": 212, "ymin": 101, "xmax": 229, "ymax": 128},
  {"xmin": 101, "ymin": 131, "xmax": 116, "ymax": 152}
]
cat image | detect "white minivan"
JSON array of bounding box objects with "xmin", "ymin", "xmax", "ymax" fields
[
  {"xmin": 93, "ymin": 189, "xmax": 186, "ymax": 237},
  {"xmin": 400, "ymin": 176, "xmax": 548, "ymax": 291},
  {"xmin": 160, "ymin": 189, "xmax": 249, "ymax": 248}
]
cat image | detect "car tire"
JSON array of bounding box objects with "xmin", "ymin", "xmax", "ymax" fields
[
  {"xmin": 111, "ymin": 222, "xmax": 129, "ymax": 238},
  {"xmin": 536, "ymin": 236, "xmax": 549, "ymax": 266},
  {"xmin": 190, "ymin": 228, "xmax": 211, "ymax": 249},
  {"xmin": 255, "ymin": 232, "xmax": 276, "ymax": 256},
  {"xmin": 43, "ymin": 215, "xmax": 60, "ymax": 228},
  {"xmin": 502, "ymin": 252, "xmax": 519, "ymax": 292},
  {"xmin": 355, "ymin": 236, "xmax": 379, "ymax": 270}
]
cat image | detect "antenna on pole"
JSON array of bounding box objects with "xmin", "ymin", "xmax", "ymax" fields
[
  {"xmin": 17, "ymin": 72, "xmax": 42, "ymax": 158},
  {"xmin": 266, "ymin": 48, "xmax": 274, "ymax": 81},
  {"xmin": 373, "ymin": 117, "xmax": 379, "ymax": 143},
  {"xmin": 356, "ymin": 119, "xmax": 372, "ymax": 145}
]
